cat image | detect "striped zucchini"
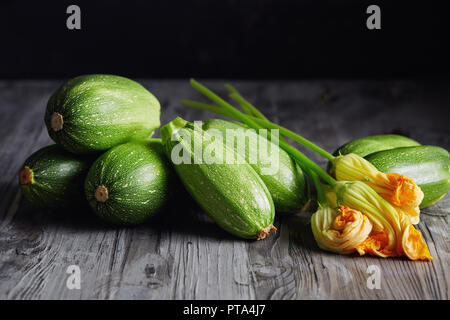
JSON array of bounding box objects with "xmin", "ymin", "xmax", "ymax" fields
[
  {"xmin": 45, "ymin": 74, "xmax": 160, "ymax": 154},
  {"xmin": 161, "ymin": 117, "xmax": 276, "ymax": 240},
  {"xmin": 202, "ymin": 119, "xmax": 308, "ymax": 213},
  {"xmin": 19, "ymin": 144, "xmax": 92, "ymax": 208},
  {"xmin": 332, "ymin": 134, "xmax": 421, "ymax": 158},
  {"xmin": 84, "ymin": 139, "xmax": 175, "ymax": 225}
]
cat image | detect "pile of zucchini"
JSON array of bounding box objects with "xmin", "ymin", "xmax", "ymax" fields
[
  {"xmin": 18, "ymin": 74, "xmax": 450, "ymax": 241},
  {"xmin": 20, "ymin": 74, "xmax": 171, "ymax": 225}
]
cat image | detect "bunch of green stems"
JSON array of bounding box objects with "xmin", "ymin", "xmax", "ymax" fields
[{"xmin": 181, "ymin": 79, "xmax": 333, "ymax": 202}]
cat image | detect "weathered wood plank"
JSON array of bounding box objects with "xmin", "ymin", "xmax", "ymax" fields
[{"xmin": 0, "ymin": 79, "xmax": 448, "ymax": 300}]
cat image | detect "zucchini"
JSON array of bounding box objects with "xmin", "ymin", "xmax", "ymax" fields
[
  {"xmin": 202, "ymin": 119, "xmax": 308, "ymax": 213},
  {"xmin": 365, "ymin": 146, "xmax": 450, "ymax": 208},
  {"xmin": 19, "ymin": 145, "xmax": 92, "ymax": 208},
  {"xmin": 45, "ymin": 74, "xmax": 160, "ymax": 154},
  {"xmin": 84, "ymin": 139, "xmax": 174, "ymax": 225},
  {"xmin": 332, "ymin": 134, "xmax": 421, "ymax": 158},
  {"xmin": 161, "ymin": 117, "xmax": 276, "ymax": 240}
]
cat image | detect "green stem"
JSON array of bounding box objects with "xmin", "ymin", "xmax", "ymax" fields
[
  {"xmin": 181, "ymin": 100, "xmax": 230, "ymax": 117},
  {"xmin": 226, "ymin": 92, "xmax": 313, "ymax": 179},
  {"xmin": 249, "ymin": 118, "xmax": 335, "ymax": 162},
  {"xmin": 224, "ymin": 89, "xmax": 289, "ymax": 145},
  {"xmin": 182, "ymin": 97, "xmax": 335, "ymax": 162},
  {"xmin": 224, "ymin": 84, "xmax": 254, "ymax": 116},
  {"xmin": 190, "ymin": 79, "xmax": 263, "ymax": 130},
  {"xmin": 304, "ymin": 167, "xmax": 326, "ymax": 204},
  {"xmin": 183, "ymin": 97, "xmax": 317, "ymax": 181},
  {"xmin": 225, "ymin": 84, "xmax": 269, "ymax": 121},
  {"xmin": 224, "ymin": 83, "xmax": 334, "ymax": 161},
  {"xmin": 278, "ymin": 140, "xmax": 336, "ymax": 186},
  {"xmin": 188, "ymin": 79, "xmax": 337, "ymax": 186}
]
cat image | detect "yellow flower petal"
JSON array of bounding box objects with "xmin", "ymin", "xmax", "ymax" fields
[
  {"xmin": 382, "ymin": 172, "xmax": 424, "ymax": 209},
  {"xmin": 313, "ymin": 181, "xmax": 432, "ymax": 261},
  {"xmin": 333, "ymin": 153, "xmax": 424, "ymax": 220},
  {"xmin": 311, "ymin": 205, "xmax": 373, "ymax": 254},
  {"xmin": 401, "ymin": 224, "xmax": 433, "ymax": 261},
  {"xmin": 399, "ymin": 206, "xmax": 420, "ymax": 225},
  {"xmin": 356, "ymin": 230, "xmax": 399, "ymax": 258},
  {"xmin": 333, "ymin": 181, "xmax": 401, "ymax": 253}
]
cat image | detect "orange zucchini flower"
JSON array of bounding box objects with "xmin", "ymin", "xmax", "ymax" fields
[
  {"xmin": 311, "ymin": 204, "xmax": 373, "ymax": 254},
  {"xmin": 331, "ymin": 154, "xmax": 424, "ymax": 224},
  {"xmin": 319, "ymin": 181, "xmax": 432, "ymax": 260}
]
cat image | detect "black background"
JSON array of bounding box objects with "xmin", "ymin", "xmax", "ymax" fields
[{"xmin": 0, "ymin": 0, "xmax": 449, "ymax": 79}]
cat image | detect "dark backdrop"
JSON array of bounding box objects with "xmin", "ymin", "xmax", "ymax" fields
[{"xmin": 1, "ymin": 0, "xmax": 449, "ymax": 79}]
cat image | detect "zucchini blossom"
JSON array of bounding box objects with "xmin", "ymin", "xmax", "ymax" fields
[
  {"xmin": 331, "ymin": 153, "xmax": 424, "ymax": 224},
  {"xmin": 311, "ymin": 204, "xmax": 373, "ymax": 254},
  {"xmin": 315, "ymin": 181, "xmax": 432, "ymax": 260}
]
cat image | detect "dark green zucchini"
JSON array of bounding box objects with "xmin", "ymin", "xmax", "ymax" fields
[
  {"xmin": 45, "ymin": 74, "xmax": 161, "ymax": 154},
  {"xmin": 161, "ymin": 117, "xmax": 276, "ymax": 240},
  {"xmin": 84, "ymin": 139, "xmax": 175, "ymax": 225},
  {"xmin": 202, "ymin": 119, "xmax": 308, "ymax": 213},
  {"xmin": 365, "ymin": 146, "xmax": 450, "ymax": 208},
  {"xmin": 19, "ymin": 144, "xmax": 92, "ymax": 208}
]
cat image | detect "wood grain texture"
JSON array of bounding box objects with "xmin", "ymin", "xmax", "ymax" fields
[{"xmin": 0, "ymin": 80, "xmax": 448, "ymax": 300}]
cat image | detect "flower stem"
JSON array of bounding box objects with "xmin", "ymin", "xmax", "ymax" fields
[
  {"xmin": 187, "ymin": 79, "xmax": 337, "ymax": 186},
  {"xmin": 181, "ymin": 100, "xmax": 230, "ymax": 117},
  {"xmin": 223, "ymin": 84, "xmax": 254, "ymax": 116},
  {"xmin": 249, "ymin": 118, "xmax": 335, "ymax": 162},
  {"xmin": 182, "ymin": 98, "xmax": 335, "ymax": 162},
  {"xmin": 278, "ymin": 140, "xmax": 336, "ymax": 186},
  {"xmin": 225, "ymin": 84, "xmax": 270, "ymax": 121},
  {"xmin": 224, "ymin": 87, "xmax": 288, "ymax": 145},
  {"xmin": 225, "ymin": 89, "xmax": 330, "ymax": 189},
  {"xmin": 224, "ymin": 84, "xmax": 335, "ymax": 162},
  {"xmin": 190, "ymin": 79, "xmax": 262, "ymax": 130},
  {"xmin": 303, "ymin": 166, "xmax": 326, "ymax": 204}
]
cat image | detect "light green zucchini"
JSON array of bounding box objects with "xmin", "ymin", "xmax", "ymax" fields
[
  {"xmin": 202, "ymin": 119, "xmax": 308, "ymax": 213},
  {"xmin": 160, "ymin": 117, "xmax": 276, "ymax": 240}
]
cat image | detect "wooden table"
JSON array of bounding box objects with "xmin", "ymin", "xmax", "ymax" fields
[{"xmin": 0, "ymin": 79, "xmax": 448, "ymax": 300}]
